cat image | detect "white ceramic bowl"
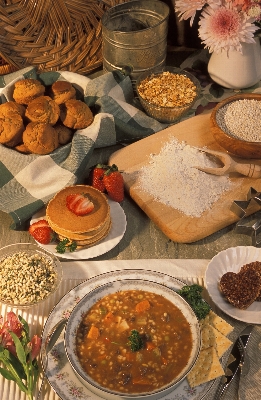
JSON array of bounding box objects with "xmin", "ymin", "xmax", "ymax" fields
[
  {"xmin": 64, "ymin": 278, "xmax": 200, "ymax": 400},
  {"xmin": 0, "ymin": 243, "xmax": 63, "ymax": 308}
]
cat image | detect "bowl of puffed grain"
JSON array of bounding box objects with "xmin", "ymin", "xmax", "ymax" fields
[
  {"xmin": 136, "ymin": 66, "xmax": 201, "ymax": 124},
  {"xmin": 0, "ymin": 243, "xmax": 62, "ymax": 307},
  {"xmin": 210, "ymin": 93, "xmax": 261, "ymax": 159}
]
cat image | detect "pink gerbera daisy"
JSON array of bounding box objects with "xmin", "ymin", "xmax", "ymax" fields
[
  {"xmin": 175, "ymin": 0, "xmax": 208, "ymax": 26},
  {"xmin": 198, "ymin": 4, "xmax": 257, "ymax": 53}
]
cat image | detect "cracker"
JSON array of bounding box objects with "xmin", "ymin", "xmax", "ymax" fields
[
  {"xmin": 203, "ymin": 310, "xmax": 233, "ymax": 336},
  {"xmin": 200, "ymin": 322, "xmax": 232, "ymax": 358},
  {"xmin": 187, "ymin": 347, "xmax": 225, "ymax": 388},
  {"xmin": 200, "ymin": 322, "xmax": 216, "ymax": 350},
  {"xmin": 212, "ymin": 325, "xmax": 232, "ymax": 358}
]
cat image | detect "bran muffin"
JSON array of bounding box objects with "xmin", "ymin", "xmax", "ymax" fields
[
  {"xmin": 49, "ymin": 81, "xmax": 76, "ymax": 104},
  {"xmin": 13, "ymin": 78, "xmax": 45, "ymax": 105},
  {"xmin": 0, "ymin": 101, "xmax": 26, "ymax": 118},
  {"xmin": 0, "ymin": 113, "xmax": 24, "ymax": 147},
  {"xmin": 23, "ymin": 122, "xmax": 59, "ymax": 155},
  {"xmin": 25, "ymin": 95, "xmax": 60, "ymax": 125},
  {"xmin": 14, "ymin": 142, "xmax": 31, "ymax": 154},
  {"xmin": 54, "ymin": 123, "xmax": 74, "ymax": 145},
  {"xmin": 60, "ymin": 99, "xmax": 93, "ymax": 129}
]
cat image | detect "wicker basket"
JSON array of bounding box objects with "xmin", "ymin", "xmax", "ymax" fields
[{"xmin": 0, "ymin": 0, "xmax": 128, "ymax": 75}]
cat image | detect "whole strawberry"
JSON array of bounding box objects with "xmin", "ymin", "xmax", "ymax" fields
[
  {"xmin": 29, "ymin": 219, "xmax": 55, "ymax": 244},
  {"xmin": 89, "ymin": 164, "xmax": 108, "ymax": 192},
  {"xmin": 103, "ymin": 164, "xmax": 124, "ymax": 202}
]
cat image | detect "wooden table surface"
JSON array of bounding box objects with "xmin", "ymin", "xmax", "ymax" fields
[{"xmin": 0, "ymin": 48, "xmax": 258, "ymax": 259}]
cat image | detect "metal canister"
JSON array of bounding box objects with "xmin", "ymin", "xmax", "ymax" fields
[{"xmin": 101, "ymin": 0, "xmax": 169, "ymax": 83}]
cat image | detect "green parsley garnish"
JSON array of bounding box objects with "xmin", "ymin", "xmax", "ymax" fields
[
  {"xmin": 177, "ymin": 284, "xmax": 211, "ymax": 320},
  {"xmin": 56, "ymin": 238, "xmax": 77, "ymax": 254},
  {"xmin": 128, "ymin": 329, "xmax": 144, "ymax": 352}
]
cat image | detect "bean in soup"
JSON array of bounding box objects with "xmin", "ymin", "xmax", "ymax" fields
[{"xmin": 76, "ymin": 290, "xmax": 193, "ymax": 394}]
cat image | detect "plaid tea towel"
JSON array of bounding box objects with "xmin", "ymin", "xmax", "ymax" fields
[{"xmin": 0, "ymin": 67, "xmax": 166, "ymax": 230}]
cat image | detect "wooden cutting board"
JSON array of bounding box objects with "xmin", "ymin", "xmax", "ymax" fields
[{"xmin": 109, "ymin": 113, "xmax": 261, "ymax": 243}]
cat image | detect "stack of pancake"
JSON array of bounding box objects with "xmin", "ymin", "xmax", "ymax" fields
[{"xmin": 46, "ymin": 185, "xmax": 111, "ymax": 248}]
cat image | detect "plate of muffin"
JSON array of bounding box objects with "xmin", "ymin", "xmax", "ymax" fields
[
  {"xmin": 0, "ymin": 77, "xmax": 93, "ymax": 154},
  {"xmin": 30, "ymin": 185, "xmax": 127, "ymax": 260}
]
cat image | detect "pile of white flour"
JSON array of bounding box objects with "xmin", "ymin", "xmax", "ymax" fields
[{"xmin": 137, "ymin": 138, "xmax": 232, "ymax": 217}]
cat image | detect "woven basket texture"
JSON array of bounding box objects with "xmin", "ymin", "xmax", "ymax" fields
[{"xmin": 0, "ymin": 0, "xmax": 128, "ymax": 75}]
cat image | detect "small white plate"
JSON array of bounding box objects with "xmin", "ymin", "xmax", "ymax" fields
[
  {"xmin": 31, "ymin": 199, "xmax": 126, "ymax": 260},
  {"xmin": 205, "ymin": 246, "xmax": 261, "ymax": 324}
]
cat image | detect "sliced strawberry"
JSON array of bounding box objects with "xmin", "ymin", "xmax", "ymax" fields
[
  {"xmin": 29, "ymin": 219, "xmax": 49, "ymax": 235},
  {"xmin": 103, "ymin": 164, "xmax": 124, "ymax": 202},
  {"xmin": 29, "ymin": 220, "xmax": 55, "ymax": 244},
  {"xmin": 66, "ymin": 193, "xmax": 94, "ymax": 216},
  {"xmin": 89, "ymin": 164, "xmax": 108, "ymax": 192},
  {"xmin": 66, "ymin": 194, "xmax": 83, "ymax": 212}
]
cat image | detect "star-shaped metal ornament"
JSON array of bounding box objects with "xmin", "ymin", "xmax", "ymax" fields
[{"xmin": 231, "ymin": 187, "xmax": 261, "ymax": 246}]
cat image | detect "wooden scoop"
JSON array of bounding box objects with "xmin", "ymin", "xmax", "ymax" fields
[{"xmin": 195, "ymin": 148, "xmax": 261, "ymax": 178}]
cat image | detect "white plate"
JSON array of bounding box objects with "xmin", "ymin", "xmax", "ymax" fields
[
  {"xmin": 31, "ymin": 199, "xmax": 126, "ymax": 260},
  {"xmin": 205, "ymin": 246, "xmax": 261, "ymax": 324},
  {"xmin": 41, "ymin": 269, "xmax": 216, "ymax": 400}
]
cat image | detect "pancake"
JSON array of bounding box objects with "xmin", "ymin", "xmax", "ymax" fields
[
  {"xmin": 46, "ymin": 185, "xmax": 111, "ymax": 246},
  {"xmin": 57, "ymin": 219, "xmax": 112, "ymax": 247}
]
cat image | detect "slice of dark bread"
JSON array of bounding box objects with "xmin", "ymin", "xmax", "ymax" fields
[
  {"xmin": 219, "ymin": 267, "xmax": 261, "ymax": 309},
  {"xmin": 240, "ymin": 261, "xmax": 261, "ymax": 301}
]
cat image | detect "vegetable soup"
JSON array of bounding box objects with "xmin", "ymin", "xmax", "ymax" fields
[{"xmin": 76, "ymin": 289, "xmax": 193, "ymax": 394}]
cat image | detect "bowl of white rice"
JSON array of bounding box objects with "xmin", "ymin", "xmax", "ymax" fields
[{"xmin": 210, "ymin": 93, "xmax": 261, "ymax": 159}]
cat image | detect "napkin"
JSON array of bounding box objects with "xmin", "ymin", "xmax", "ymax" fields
[{"xmin": 0, "ymin": 67, "xmax": 166, "ymax": 230}]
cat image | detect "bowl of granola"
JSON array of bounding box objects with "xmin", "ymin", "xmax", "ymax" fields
[
  {"xmin": 0, "ymin": 243, "xmax": 63, "ymax": 307},
  {"xmin": 136, "ymin": 66, "xmax": 201, "ymax": 124}
]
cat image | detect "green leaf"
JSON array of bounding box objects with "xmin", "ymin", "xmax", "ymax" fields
[
  {"xmin": 2, "ymin": 349, "xmax": 26, "ymax": 380},
  {"xmin": 9, "ymin": 332, "xmax": 27, "ymax": 366},
  {"xmin": 0, "ymin": 366, "xmax": 16, "ymax": 382},
  {"xmin": 0, "ymin": 352, "xmax": 28, "ymax": 394},
  {"xmin": 19, "ymin": 315, "xmax": 30, "ymax": 339}
]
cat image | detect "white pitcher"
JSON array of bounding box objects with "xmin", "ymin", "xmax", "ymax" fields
[{"xmin": 207, "ymin": 37, "xmax": 261, "ymax": 89}]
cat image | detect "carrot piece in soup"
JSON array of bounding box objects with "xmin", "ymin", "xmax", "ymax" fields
[
  {"xmin": 145, "ymin": 341, "xmax": 156, "ymax": 351},
  {"xmin": 125, "ymin": 352, "xmax": 136, "ymax": 362},
  {"xmin": 87, "ymin": 325, "xmax": 100, "ymax": 339},
  {"xmin": 132, "ymin": 377, "xmax": 151, "ymax": 385},
  {"xmin": 103, "ymin": 311, "xmax": 115, "ymax": 324},
  {"xmin": 161, "ymin": 356, "xmax": 169, "ymax": 365},
  {"xmin": 135, "ymin": 299, "xmax": 150, "ymax": 313}
]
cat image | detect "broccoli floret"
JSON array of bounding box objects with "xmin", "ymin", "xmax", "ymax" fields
[
  {"xmin": 128, "ymin": 329, "xmax": 144, "ymax": 352},
  {"xmin": 177, "ymin": 284, "xmax": 211, "ymax": 320}
]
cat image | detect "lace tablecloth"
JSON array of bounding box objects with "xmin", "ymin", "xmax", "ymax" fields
[{"xmin": 0, "ymin": 259, "xmax": 260, "ymax": 400}]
